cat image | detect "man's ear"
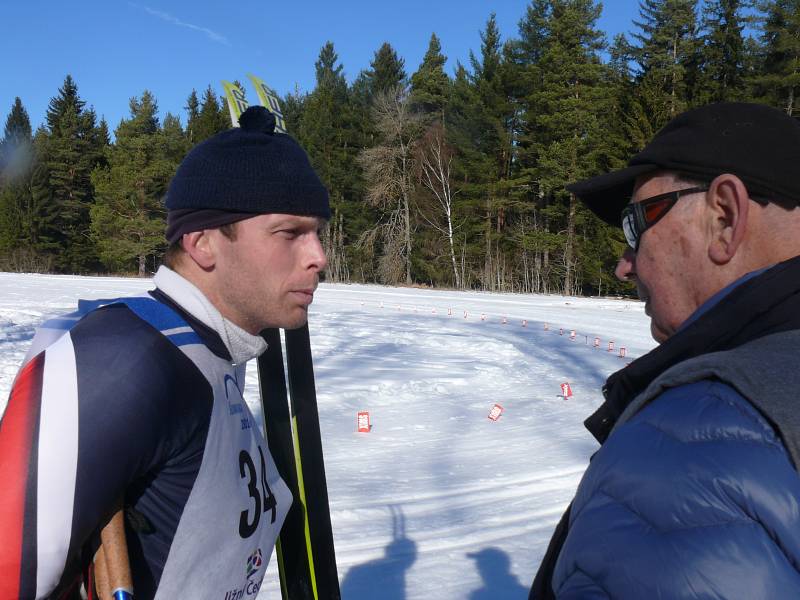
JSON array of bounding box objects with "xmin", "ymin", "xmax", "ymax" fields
[
  {"xmin": 707, "ymin": 174, "xmax": 750, "ymax": 265},
  {"xmin": 181, "ymin": 230, "xmax": 217, "ymax": 270}
]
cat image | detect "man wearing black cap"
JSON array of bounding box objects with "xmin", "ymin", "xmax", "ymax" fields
[
  {"xmin": 0, "ymin": 106, "xmax": 328, "ymax": 599},
  {"xmin": 531, "ymin": 102, "xmax": 800, "ymax": 599}
]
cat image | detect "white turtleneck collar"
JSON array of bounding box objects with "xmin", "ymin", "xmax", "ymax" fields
[{"xmin": 152, "ymin": 266, "xmax": 267, "ymax": 365}]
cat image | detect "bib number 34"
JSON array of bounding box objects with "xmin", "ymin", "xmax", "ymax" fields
[{"xmin": 238, "ymin": 446, "xmax": 277, "ymax": 538}]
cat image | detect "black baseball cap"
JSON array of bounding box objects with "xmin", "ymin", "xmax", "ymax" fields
[{"xmin": 567, "ymin": 102, "xmax": 800, "ymax": 225}]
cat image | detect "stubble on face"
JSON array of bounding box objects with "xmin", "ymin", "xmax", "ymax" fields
[
  {"xmin": 210, "ymin": 214, "xmax": 326, "ymax": 335},
  {"xmin": 628, "ymin": 174, "xmax": 709, "ymax": 343}
]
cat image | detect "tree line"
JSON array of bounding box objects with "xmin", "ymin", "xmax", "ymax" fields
[{"xmin": 1, "ymin": 0, "xmax": 798, "ymax": 295}]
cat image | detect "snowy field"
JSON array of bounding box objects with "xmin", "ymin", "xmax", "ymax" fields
[{"xmin": 0, "ymin": 272, "xmax": 655, "ymax": 599}]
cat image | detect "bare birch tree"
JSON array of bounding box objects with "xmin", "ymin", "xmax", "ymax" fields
[
  {"xmin": 321, "ymin": 211, "xmax": 349, "ymax": 282},
  {"xmin": 417, "ymin": 123, "xmax": 460, "ymax": 288},
  {"xmin": 358, "ymin": 86, "xmax": 421, "ymax": 284}
]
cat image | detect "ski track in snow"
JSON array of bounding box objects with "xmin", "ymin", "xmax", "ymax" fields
[{"xmin": 0, "ymin": 273, "xmax": 655, "ymax": 599}]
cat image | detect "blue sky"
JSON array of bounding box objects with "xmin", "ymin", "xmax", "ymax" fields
[{"xmin": 2, "ymin": 1, "xmax": 637, "ymax": 135}]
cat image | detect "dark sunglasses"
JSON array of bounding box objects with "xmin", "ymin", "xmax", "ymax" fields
[{"xmin": 621, "ymin": 187, "xmax": 708, "ymax": 250}]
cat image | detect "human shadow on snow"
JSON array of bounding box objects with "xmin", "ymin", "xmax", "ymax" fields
[
  {"xmin": 466, "ymin": 546, "xmax": 529, "ymax": 600},
  {"xmin": 340, "ymin": 506, "xmax": 417, "ymax": 600}
]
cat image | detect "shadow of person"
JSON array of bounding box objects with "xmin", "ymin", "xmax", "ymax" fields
[
  {"xmin": 341, "ymin": 506, "xmax": 417, "ymax": 600},
  {"xmin": 467, "ymin": 547, "xmax": 528, "ymax": 600}
]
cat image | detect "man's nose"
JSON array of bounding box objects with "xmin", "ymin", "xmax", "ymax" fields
[
  {"xmin": 308, "ymin": 234, "xmax": 328, "ymax": 272},
  {"xmin": 615, "ymin": 247, "xmax": 636, "ymax": 281}
]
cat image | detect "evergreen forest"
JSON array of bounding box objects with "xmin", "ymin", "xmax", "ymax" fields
[{"xmin": 1, "ymin": 0, "xmax": 797, "ymax": 296}]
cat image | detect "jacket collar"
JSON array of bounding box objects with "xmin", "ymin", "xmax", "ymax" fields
[
  {"xmin": 586, "ymin": 254, "xmax": 800, "ymax": 443},
  {"xmin": 152, "ymin": 266, "xmax": 267, "ymax": 365}
]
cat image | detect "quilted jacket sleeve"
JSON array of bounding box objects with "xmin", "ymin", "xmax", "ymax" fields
[{"xmin": 552, "ymin": 380, "xmax": 800, "ymax": 600}]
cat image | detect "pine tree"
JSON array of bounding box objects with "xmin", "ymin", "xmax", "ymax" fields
[
  {"xmin": 1, "ymin": 98, "xmax": 32, "ymax": 157},
  {"xmin": 754, "ymin": 0, "xmax": 800, "ymax": 114},
  {"xmin": 298, "ymin": 42, "xmax": 366, "ymax": 282},
  {"xmin": 161, "ymin": 112, "xmax": 190, "ymax": 165},
  {"xmin": 185, "ymin": 89, "xmax": 201, "ymax": 144},
  {"xmin": 519, "ymin": 0, "xmax": 621, "ymax": 295},
  {"xmin": 46, "ymin": 75, "xmax": 84, "ymax": 132},
  {"xmin": 410, "ymin": 33, "xmax": 450, "ymax": 119},
  {"xmin": 502, "ymin": 8, "xmax": 561, "ymax": 294},
  {"xmin": 91, "ymin": 91, "xmax": 176, "ymax": 275},
  {"xmin": 462, "ymin": 13, "xmax": 518, "ymax": 291},
  {"xmin": 0, "ymin": 98, "xmax": 34, "ymax": 262},
  {"xmin": 28, "ymin": 129, "xmax": 55, "ymax": 259},
  {"xmin": 365, "ymin": 43, "xmax": 407, "ymax": 98},
  {"xmin": 605, "ymin": 34, "xmax": 637, "ymax": 166},
  {"xmin": 699, "ymin": 0, "xmax": 747, "ymax": 102},
  {"xmin": 442, "ymin": 62, "xmax": 487, "ymax": 287},
  {"xmin": 97, "ymin": 118, "xmax": 111, "ymax": 147},
  {"xmin": 1, "ymin": 97, "xmax": 33, "ymax": 180},
  {"xmin": 471, "ymin": 13, "xmax": 504, "ymax": 84},
  {"xmin": 38, "ymin": 75, "xmax": 106, "ymax": 272},
  {"xmin": 301, "ymin": 42, "xmax": 351, "ymax": 194},
  {"xmin": 439, "ymin": 12, "xmax": 522, "ymax": 291},
  {"xmin": 281, "ymin": 87, "xmax": 306, "ymax": 136},
  {"xmin": 410, "ymin": 36, "xmax": 463, "ymax": 285},
  {"xmin": 630, "ymin": 0, "xmax": 700, "ymax": 127},
  {"xmin": 517, "ymin": 0, "xmax": 552, "ymax": 63},
  {"xmin": 193, "ymin": 85, "xmax": 228, "ymax": 143}
]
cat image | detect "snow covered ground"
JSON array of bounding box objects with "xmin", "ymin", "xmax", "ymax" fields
[{"xmin": 0, "ymin": 272, "xmax": 655, "ymax": 599}]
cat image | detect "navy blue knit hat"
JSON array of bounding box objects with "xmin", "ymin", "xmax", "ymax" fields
[{"xmin": 165, "ymin": 106, "xmax": 330, "ymax": 242}]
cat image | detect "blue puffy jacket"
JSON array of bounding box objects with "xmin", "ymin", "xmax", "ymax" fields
[{"xmin": 552, "ymin": 380, "xmax": 800, "ymax": 599}]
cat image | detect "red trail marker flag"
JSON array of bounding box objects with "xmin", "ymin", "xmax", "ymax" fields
[
  {"xmin": 487, "ymin": 404, "xmax": 504, "ymax": 421},
  {"xmin": 357, "ymin": 411, "xmax": 371, "ymax": 433}
]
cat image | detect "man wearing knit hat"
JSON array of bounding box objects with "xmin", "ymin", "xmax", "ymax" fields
[
  {"xmin": 531, "ymin": 102, "xmax": 800, "ymax": 599},
  {"xmin": 0, "ymin": 106, "xmax": 327, "ymax": 599}
]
